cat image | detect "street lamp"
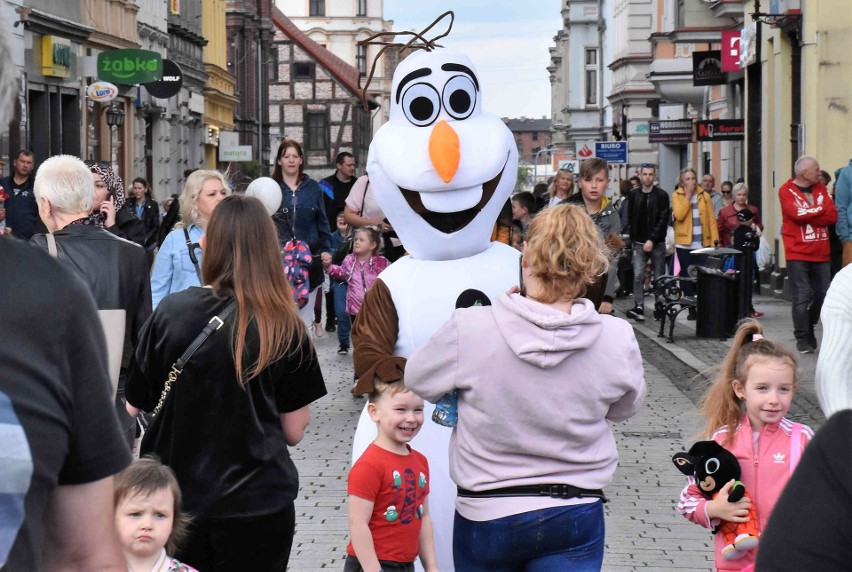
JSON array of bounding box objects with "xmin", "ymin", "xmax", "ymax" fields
[
  {"xmin": 105, "ymin": 102, "xmax": 125, "ymax": 128},
  {"xmin": 105, "ymin": 103, "xmax": 125, "ymax": 172}
]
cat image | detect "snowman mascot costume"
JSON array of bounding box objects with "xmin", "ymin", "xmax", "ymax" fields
[{"xmin": 350, "ymin": 47, "xmax": 520, "ymax": 571}]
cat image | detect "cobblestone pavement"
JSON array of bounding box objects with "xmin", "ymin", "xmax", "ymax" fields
[{"xmin": 288, "ymin": 288, "xmax": 821, "ymax": 570}]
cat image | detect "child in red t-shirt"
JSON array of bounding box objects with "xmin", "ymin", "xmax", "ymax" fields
[{"xmin": 345, "ymin": 380, "xmax": 438, "ymax": 572}]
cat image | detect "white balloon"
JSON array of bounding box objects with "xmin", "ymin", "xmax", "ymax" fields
[{"xmin": 245, "ymin": 177, "xmax": 282, "ymax": 216}]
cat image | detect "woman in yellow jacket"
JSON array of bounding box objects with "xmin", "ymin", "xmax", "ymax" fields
[{"xmin": 672, "ymin": 168, "xmax": 719, "ymax": 301}]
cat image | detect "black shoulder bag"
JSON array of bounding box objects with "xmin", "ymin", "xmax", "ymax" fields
[{"xmin": 139, "ymin": 299, "xmax": 237, "ymax": 457}]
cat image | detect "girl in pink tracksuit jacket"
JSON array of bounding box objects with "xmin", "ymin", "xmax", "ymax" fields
[
  {"xmin": 676, "ymin": 319, "xmax": 813, "ymax": 571},
  {"xmin": 324, "ymin": 226, "xmax": 389, "ymax": 318}
]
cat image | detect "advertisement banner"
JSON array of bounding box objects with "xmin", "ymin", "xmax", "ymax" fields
[
  {"xmin": 696, "ymin": 120, "xmax": 745, "ymax": 141},
  {"xmin": 693, "ymin": 50, "xmax": 725, "ymax": 86},
  {"xmin": 721, "ymin": 31, "xmax": 742, "ymax": 72},
  {"xmin": 97, "ymin": 49, "xmax": 163, "ymax": 85},
  {"xmin": 649, "ymin": 120, "xmax": 693, "ymax": 144}
]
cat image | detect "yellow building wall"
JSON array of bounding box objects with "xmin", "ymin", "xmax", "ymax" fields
[
  {"xmin": 202, "ymin": 0, "xmax": 228, "ymax": 69},
  {"xmin": 202, "ymin": 0, "xmax": 237, "ymax": 168},
  {"xmin": 754, "ymin": 0, "xmax": 852, "ymax": 263},
  {"xmin": 806, "ymin": 0, "xmax": 852, "ymax": 173}
]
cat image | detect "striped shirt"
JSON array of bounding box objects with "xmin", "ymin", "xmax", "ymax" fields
[{"xmin": 690, "ymin": 193, "xmax": 703, "ymax": 248}]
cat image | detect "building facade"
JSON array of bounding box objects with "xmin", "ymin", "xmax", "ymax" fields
[
  {"xmin": 276, "ymin": 0, "xmax": 394, "ymax": 137},
  {"xmin": 269, "ymin": 7, "xmax": 373, "ymax": 181},
  {"xmin": 549, "ymin": 0, "xmax": 612, "ymax": 151},
  {"xmin": 16, "ymin": 1, "xmax": 91, "ymax": 172},
  {"xmin": 503, "ymin": 117, "xmax": 553, "ymax": 163},
  {"xmin": 226, "ymin": 0, "xmax": 274, "ymax": 178},
  {"xmin": 134, "ymin": 0, "xmax": 170, "ymax": 195},
  {"xmin": 202, "ymin": 0, "xmax": 238, "ymax": 170},
  {"xmin": 167, "ymin": 0, "xmax": 208, "ymax": 185}
]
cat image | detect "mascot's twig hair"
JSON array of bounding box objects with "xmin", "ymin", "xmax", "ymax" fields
[{"xmin": 357, "ymin": 11, "xmax": 454, "ymax": 111}]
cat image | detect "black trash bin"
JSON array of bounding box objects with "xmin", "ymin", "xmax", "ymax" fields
[{"xmin": 694, "ymin": 254, "xmax": 740, "ymax": 340}]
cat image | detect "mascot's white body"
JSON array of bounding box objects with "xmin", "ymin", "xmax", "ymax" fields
[{"xmin": 351, "ymin": 48, "xmax": 519, "ymax": 571}]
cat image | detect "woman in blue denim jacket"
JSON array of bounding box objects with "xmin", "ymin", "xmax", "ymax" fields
[
  {"xmin": 272, "ymin": 139, "xmax": 333, "ymax": 330},
  {"xmin": 150, "ymin": 170, "xmax": 230, "ymax": 309}
]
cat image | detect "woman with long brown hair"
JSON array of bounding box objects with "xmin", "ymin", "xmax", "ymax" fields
[{"xmin": 126, "ymin": 194, "xmax": 327, "ymax": 571}]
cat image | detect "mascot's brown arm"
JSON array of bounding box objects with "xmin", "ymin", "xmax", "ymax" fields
[{"xmin": 351, "ymin": 278, "xmax": 407, "ymax": 396}]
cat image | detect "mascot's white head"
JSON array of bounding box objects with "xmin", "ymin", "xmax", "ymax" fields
[{"xmin": 367, "ymin": 48, "xmax": 518, "ymax": 261}]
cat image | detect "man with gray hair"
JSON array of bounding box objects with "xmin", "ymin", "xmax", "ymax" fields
[
  {"xmin": 779, "ymin": 155, "xmax": 838, "ymax": 353},
  {"xmin": 0, "ymin": 21, "xmax": 130, "ymax": 568},
  {"xmin": 30, "ymin": 154, "xmax": 152, "ymax": 444}
]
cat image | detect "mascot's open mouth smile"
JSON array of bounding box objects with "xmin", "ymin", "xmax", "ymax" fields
[{"xmin": 399, "ymin": 153, "xmax": 508, "ymax": 234}]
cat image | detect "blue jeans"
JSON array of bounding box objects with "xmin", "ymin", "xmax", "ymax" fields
[
  {"xmin": 453, "ymin": 501, "xmax": 605, "ymax": 571},
  {"xmin": 786, "ymin": 260, "xmax": 831, "ymax": 340},
  {"xmin": 331, "ymin": 280, "xmax": 350, "ymax": 347}
]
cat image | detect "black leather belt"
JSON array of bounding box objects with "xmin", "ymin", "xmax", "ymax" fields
[{"xmin": 457, "ymin": 484, "xmax": 608, "ymax": 503}]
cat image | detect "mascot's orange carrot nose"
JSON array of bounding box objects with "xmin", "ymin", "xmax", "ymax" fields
[{"xmin": 429, "ymin": 120, "xmax": 460, "ymax": 183}]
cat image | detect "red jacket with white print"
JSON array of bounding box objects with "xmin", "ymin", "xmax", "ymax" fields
[
  {"xmin": 778, "ymin": 178, "xmax": 837, "ymax": 262},
  {"xmin": 676, "ymin": 416, "xmax": 813, "ymax": 571}
]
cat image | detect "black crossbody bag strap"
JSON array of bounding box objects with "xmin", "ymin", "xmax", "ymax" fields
[
  {"xmin": 183, "ymin": 227, "xmax": 203, "ymax": 283},
  {"xmin": 151, "ymin": 299, "xmax": 238, "ymax": 417}
]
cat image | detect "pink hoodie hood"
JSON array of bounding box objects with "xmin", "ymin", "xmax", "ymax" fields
[{"xmin": 493, "ymin": 294, "xmax": 603, "ymax": 368}]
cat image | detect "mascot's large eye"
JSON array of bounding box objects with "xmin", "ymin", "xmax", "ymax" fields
[
  {"xmin": 401, "ymin": 83, "xmax": 441, "ymax": 127},
  {"xmin": 704, "ymin": 458, "xmax": 720, "ymax": 475},
  {"xmin": 442, "ymin": 75, "xmax": 477, "ymax": 120}
]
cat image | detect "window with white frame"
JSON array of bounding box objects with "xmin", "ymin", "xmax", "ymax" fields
[
  {"xmin": 584, "ymin": 48, "xmax": 598, "ymax": 106},
  {"xmin": 357, "ymin": 0, "xmax": 367, "ymax": 17}
]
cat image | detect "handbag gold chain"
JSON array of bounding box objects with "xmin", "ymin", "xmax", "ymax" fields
[{"xmin": 153, "ymin": 365, "xmax": 182, "ymax": 418}]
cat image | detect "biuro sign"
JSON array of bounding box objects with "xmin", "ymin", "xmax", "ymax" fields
[{"xmin": 97, "ymin": 49, "xmax": 162, "ymax": 85}]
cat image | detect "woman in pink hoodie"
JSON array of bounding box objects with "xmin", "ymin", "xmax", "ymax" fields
[{"xmin": 406, "ymin": 204, "xmax": 646, "ymax": 570}]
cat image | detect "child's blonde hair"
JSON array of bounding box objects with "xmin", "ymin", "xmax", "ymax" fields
[
  {"xmin": 523, "ymin": 204, "xmax": 609, "ymax": 303},
  {"xmin": 368, "ymin": 379, "xmax": 411, "ymax": 403},
  {"xmin": 114, "ymin": 456, "xmax": 191, "ymax": 555},
  {"xmin": 699, "ymin": 319, "xmax": 799, "ymax": 444}
]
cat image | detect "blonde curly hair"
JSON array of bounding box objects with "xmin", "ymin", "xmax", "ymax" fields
[{"xmin": 523, "ymin": 204, "xmax": 609, "ymax": 303}]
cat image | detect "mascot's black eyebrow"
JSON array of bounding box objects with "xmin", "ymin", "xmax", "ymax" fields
[
  {"xmin": 441, "ymin": 63, "xmax": 479, "ymax": 91},
  {"xmin": 395, "ymin": 68, "xmax": 432, "ymax": 103}
]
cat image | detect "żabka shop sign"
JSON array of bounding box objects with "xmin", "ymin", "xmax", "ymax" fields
[{"xmin": 97, "ymin": 49, "xmax": 163, "ymax": 85}]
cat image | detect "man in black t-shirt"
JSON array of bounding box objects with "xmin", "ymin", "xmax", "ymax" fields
[
  {"xmin": 0, "ymin": 238, "xmax": 130, "ymax": 570},
  {"xmin": 320, "ymin": 152, "xmax": 357, "ymax": 331},
  {"xmin": 0, "ymin": 150, "xmax": 43, "ymax": 240},
  {"xmin": 321, "ymin": 152, "xmax": 357, "ymax": 230}
]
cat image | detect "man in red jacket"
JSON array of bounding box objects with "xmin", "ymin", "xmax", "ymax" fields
[{"xmin": 779, "ymin": 155, "xmax": 838, "ymax": 353}]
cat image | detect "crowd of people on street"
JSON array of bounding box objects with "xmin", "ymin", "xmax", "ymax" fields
[{"xmin": 3, "ymin": 102, "xmax": 852, "ymax": 572}]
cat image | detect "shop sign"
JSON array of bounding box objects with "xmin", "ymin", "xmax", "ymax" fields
[
  {"xmin": 649, "ymin": 120, "xmax": 694, "ymax": 143},
  {"xmin": 144, "ymin": 60, "xmax": 183, "ymax": 99},
  {"xmin": 219, "ymin": 146, "xmax": 253, "ymax": 162},
  {"xmin": 721, "ymin": 31, "xmax": 742, "ymax": 72},
  {"xmin": 97, "ymin": 49, "xmax": 163, "ymax": 85},
  {"xmin": 42, "ymin": 36, "xmax": 71, "ymax": 78},
  {"xmin": 86, "ymin": 82, "xmax": 119, "ymax": 102},
  {"xmin": 696, "ymin": 119, "xmax": 745, "ymax": 141},
  {"xmin": 594, "ymin": 142, "xmax": 628, "ymax": 164},
  {"xmin": 692, "ymin": 50, "xmax": 725, "ymax": 86}
]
